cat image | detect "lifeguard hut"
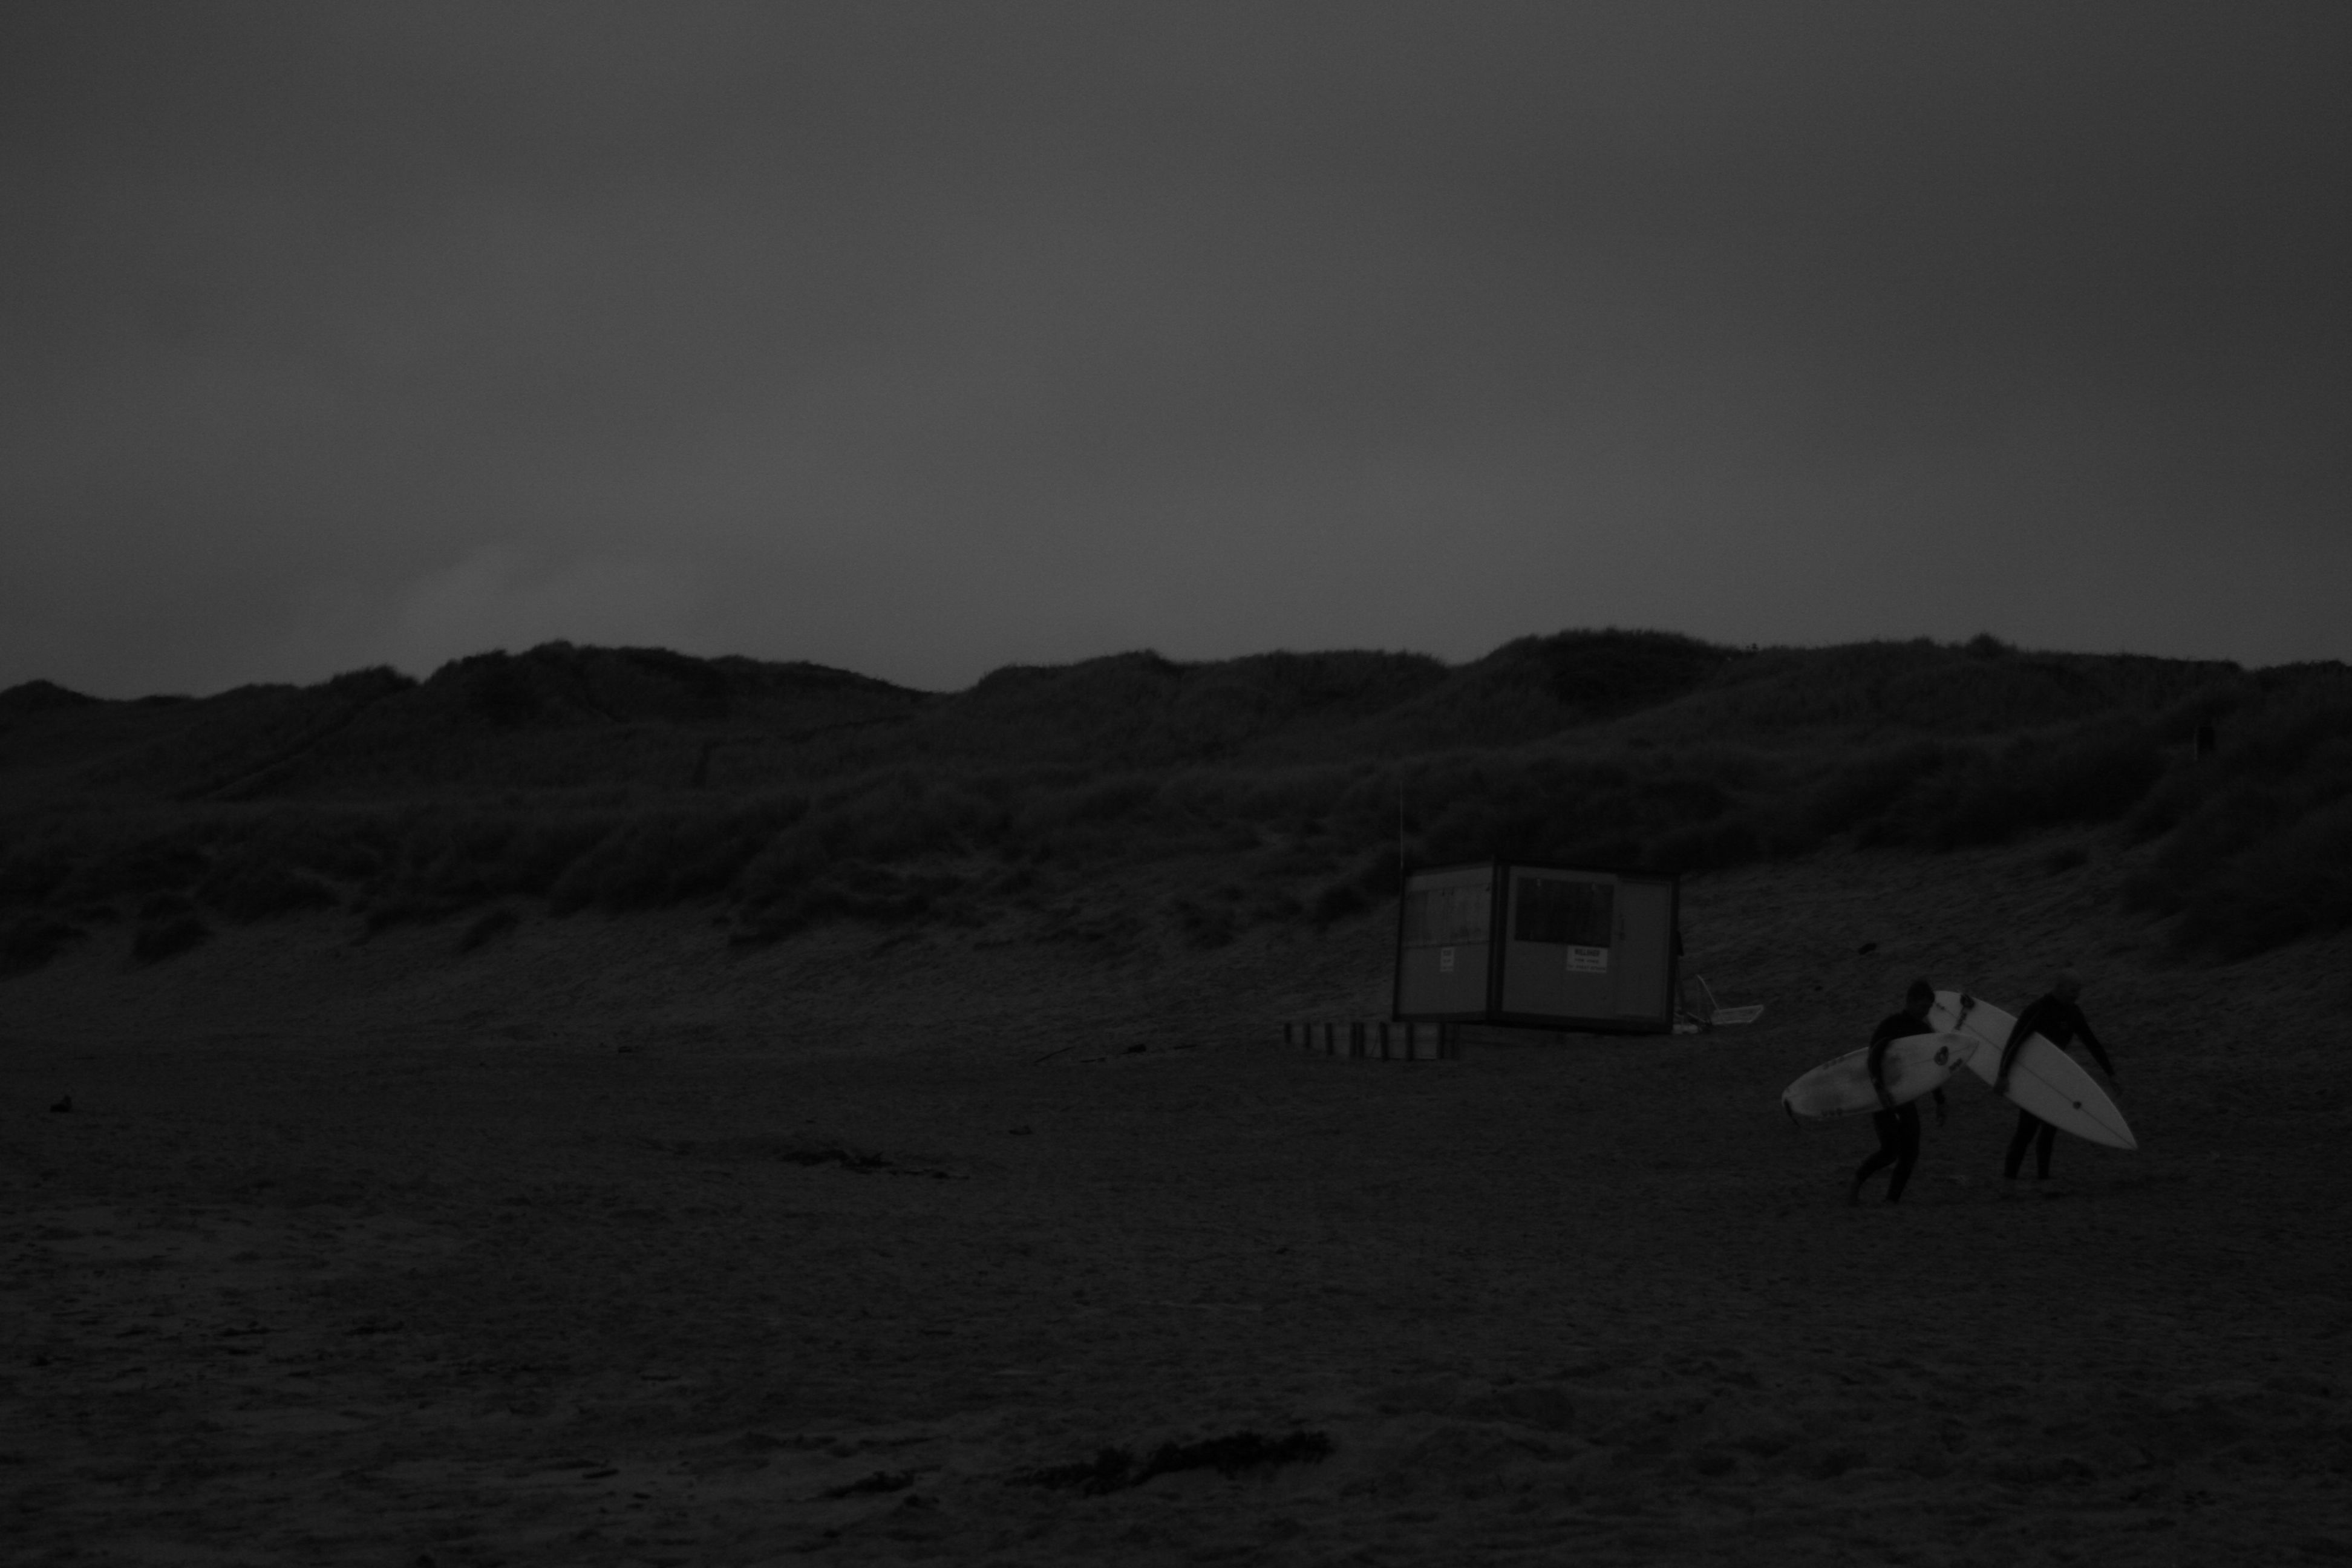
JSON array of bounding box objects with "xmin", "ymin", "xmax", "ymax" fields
[{"xmin": 1393, "ymin": 860, "xmax": 1679, "ymax": 1034}]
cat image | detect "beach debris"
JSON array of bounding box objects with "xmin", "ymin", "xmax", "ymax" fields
[
  {"xmin": 1685, "ymin": 975, "xmax": 1767, "ymax": 1030},
  {"xmin": 1012, "ymin": 1429, "xmax": 1333, "ymax": 1495},
  {"xmin": 821, "ymin": 1469, "xmax": 913, "ymax": 1499},
  {"xmin": 456, "ymin": 907, "xmax": 520, "ymax": 953},
  {"xmin": 644, "ymin": 1136, "xmax": 961, "ymax": 1179}
]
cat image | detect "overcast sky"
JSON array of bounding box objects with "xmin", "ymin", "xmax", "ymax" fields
[{"xmin": 4, "ymin": 2, "xmax": 2347, "ymax": 697}]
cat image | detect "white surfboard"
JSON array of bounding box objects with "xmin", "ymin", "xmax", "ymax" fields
[
  {"xmin": 1930, "ymin": 990, "xmax": 2135, "ymax": 1151},
  {"xmin": 1782, "ymin": 1031, "xmax": 1976, "ymax": 1122}
]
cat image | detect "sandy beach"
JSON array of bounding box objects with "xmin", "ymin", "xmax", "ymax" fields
[{"xmin": 5, "ymin": 835, "xmax": 2349, "ymax": 1565}]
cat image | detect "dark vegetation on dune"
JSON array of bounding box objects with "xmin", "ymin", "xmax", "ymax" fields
[{"xmin": 1, "ymin": 632, "xmax": 2347, "ymax": 972}]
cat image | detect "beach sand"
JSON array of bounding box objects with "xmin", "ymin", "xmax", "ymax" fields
[{"xmin": 5, "ymin": 837, "xmax": 2349, "ymax": 1564}]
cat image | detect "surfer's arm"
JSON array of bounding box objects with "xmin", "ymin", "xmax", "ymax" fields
[
  {"xmin": 1864, "ymin": 1024, "xmax": 1900, "ymax": 1110},
  {"xmin": 1864, "ymin": 1039, "xmax": 1895, "ymax": 1110},
  {"xmin": 2076, "ymin": 1011, "xmax": 2117, "ymax": 1079},
  {"xmin": 1994, "ymin": 1012, "xmax": 2032, "ymax": 1091}
]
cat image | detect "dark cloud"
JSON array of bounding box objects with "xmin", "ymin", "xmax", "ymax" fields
[{"xmin": 4, "ymin": 2, "xmax": 2347, "ymax": 695}]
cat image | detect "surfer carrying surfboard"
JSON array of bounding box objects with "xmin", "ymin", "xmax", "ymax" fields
[
  {"xmin": 1850, "ymin": 979, "xmax": 1947, "ymax": 1205},
  {"xmin": 1993, "ymin": 971, "xmax": 2118, "ymax": 1183}
]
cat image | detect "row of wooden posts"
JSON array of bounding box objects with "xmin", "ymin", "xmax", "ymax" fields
[{"xmin": 1284, "ymin": 1020, "xmax": 1460, "ymax": 1061}]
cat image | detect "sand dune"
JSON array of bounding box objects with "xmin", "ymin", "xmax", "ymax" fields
[{"xmin": 4, "ymin": 834, "xmax": 2349, "ymax": 1564}]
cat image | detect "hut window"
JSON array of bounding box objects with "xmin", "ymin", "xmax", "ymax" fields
[
  {"xmin": 1402, "ymin": 884, "xmax": 1490, "ymax": 946},
  {"xmin": 1514, "ymin": 877, "xmax": 1613, "ymax": 947}
]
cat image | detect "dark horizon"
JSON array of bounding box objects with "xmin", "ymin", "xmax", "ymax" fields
[{"xmin": 10, "ymin": 619, "xmax": 2333, "ymax": 711}]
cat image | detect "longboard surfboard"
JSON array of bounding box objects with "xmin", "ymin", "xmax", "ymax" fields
[
  {"xmin": 1782, "ymin": 1031, "xmax": 1976, "ymax": 1122},
  {"xmin": 1929, "ymin": 990, "xmax": 2136, "ymax": 1151}
]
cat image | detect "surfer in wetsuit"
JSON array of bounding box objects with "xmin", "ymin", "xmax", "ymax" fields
[
  {"xmin": 1994, "ymin": 970, "xmax": 2117, "ymax": 1183},
  {"xmin": 1850, "ymin": 979, "xmax": 1947, "ymax": 1205}
]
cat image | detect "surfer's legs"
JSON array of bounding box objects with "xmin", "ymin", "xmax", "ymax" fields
[
  {"xmin": 1851, "ymin": 1110, "xmax": 1900, "ymax": 1201},
  {"xmin": 2003, "ymin": 1109, "xmax": 2048, "ymax": 1180},
  {"xmin": 1885, "ymin": 1103, "xmax": 1922, "ymax": 1203},
  {"xmin": 1851, "ymin": 1146, "xmax": 1893, "ymax": 1201},
  {"xmin": 1853, "ymin": 1108, "xmax": 1918, "ymax": 1203},
  {"xmin": 2031, "ymin": 1120, "xmax": 2057, "ymax": 1179}
]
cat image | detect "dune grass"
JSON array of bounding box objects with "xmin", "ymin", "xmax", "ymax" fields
[{"xmin": 1, "ymin": 632, "xmax": 2344, "ymax": 967}]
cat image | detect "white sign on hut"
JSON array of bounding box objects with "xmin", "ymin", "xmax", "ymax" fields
[{"xmin": 1393, "ymin": 861, "xmax": 1679, "ymax": 1034}]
